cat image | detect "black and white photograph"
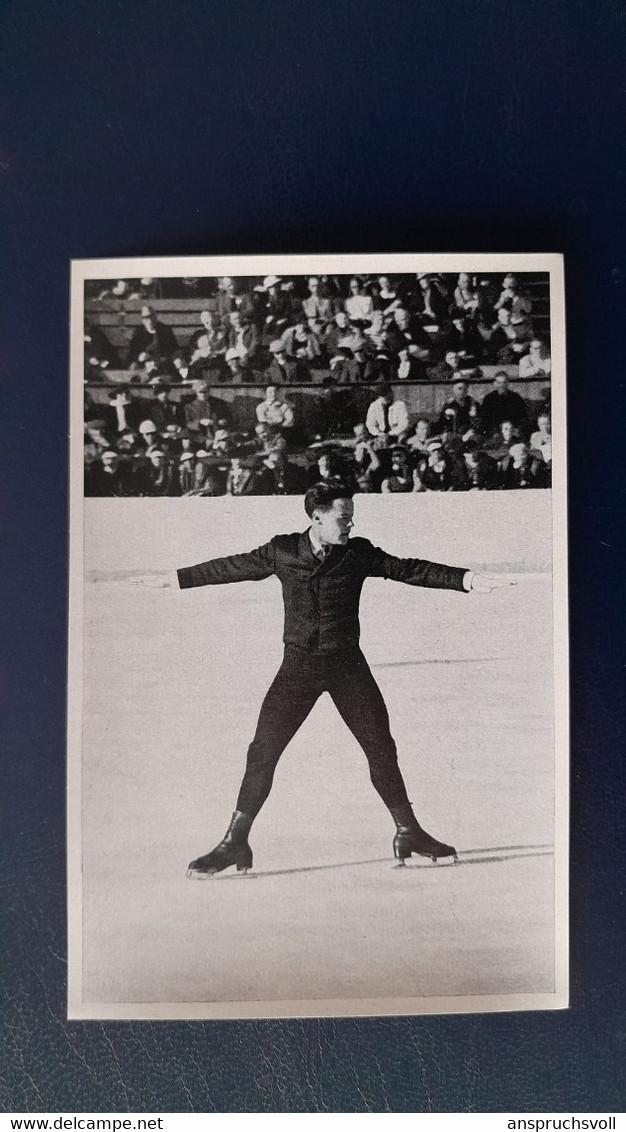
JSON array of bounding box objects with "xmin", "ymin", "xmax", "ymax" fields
[{"xmin": 68, "ymin": 253, "xmax": 568, "ymax": 1020}]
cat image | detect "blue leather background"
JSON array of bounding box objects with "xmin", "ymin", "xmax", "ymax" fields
[{"xmin": 1, "ymin": 0, "xmax": 625, "ymax": 1113}]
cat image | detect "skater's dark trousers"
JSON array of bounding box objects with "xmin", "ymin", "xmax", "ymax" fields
[{"xmin": 236, "ymin": 646, "xmax": 411, "ymax": 817}]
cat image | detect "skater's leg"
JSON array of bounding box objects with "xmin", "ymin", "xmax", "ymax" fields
[
  {"xmin": 236, "ymin": 652, "xmax": 322, "ymax": 817},
  {"xmin": 328, "ymin": 654, "xmax": 456, "ymax": 862},
  {"xmin": 188, "ymin": 653, "xmax": 322, "ymax": 877},
  {"xmin": 327, "ymin": 653, "xmax": 410, "ymax": 809}
]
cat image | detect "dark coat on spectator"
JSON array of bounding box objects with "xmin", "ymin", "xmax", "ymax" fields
[
  {"xmin": 84, "ymin": 460, "xmax": 132, "ymax": 497},
  {"xmin": 386, "ymin": 319, "xmax": 432, "ymax": 357},
  {"xmin": 126, "ymin": 320, "xmax": 179, "ymax": 366},
  {"xmin": 480, "ymin": 388, "xmax": 528, "ymax": 435},
  {"xmin": 141, "ymin": 398, "xmax": 186, "ymax": 430}
]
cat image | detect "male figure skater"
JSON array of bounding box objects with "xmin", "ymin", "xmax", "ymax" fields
[{"xmin": 135, "ymin": 481, "xmax": 513, "ymax": 876}]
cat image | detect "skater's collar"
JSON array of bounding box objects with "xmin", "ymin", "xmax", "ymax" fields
[{"xmin": 308, "ymin": 528, "xmax": 331, "ymax": 561}]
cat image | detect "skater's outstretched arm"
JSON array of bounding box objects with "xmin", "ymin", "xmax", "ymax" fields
[
  {"xmin": 129, "ymin": 540, "xmax": 277, "ymax": 590},
  {"xmin": 362, "ymin": 542, "xmax": 516, "ymax": 593}
]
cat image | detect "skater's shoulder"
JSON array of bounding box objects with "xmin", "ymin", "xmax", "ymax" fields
[
  {"xmin": 347, "ymin": 535, "xmax": 376, "ymax": 554},
  {"xmin": 271, "ymin": 531, "xmax": 304, "ymax": 553}
]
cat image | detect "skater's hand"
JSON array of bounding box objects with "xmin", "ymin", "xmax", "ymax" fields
[
  {"xmin": 470, "ymin": 573, "xmax": 517, "ymax": 594},
  {"xmin": 128, "ymin": 571, "xmax": 178, "ymax": 589}
]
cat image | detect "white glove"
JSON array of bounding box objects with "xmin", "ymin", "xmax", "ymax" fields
[{"xmin": 467, "ymin": 572, "xmax": 517, "ymax": 593}]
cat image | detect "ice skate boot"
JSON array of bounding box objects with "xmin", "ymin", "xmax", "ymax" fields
[
  {"xmin": 186, "ymin": 810, "xmax": 253, "ymax": 878},
  {"xmin": 390, "ymin": 803, "xmax": 458, "ymax": 865}
]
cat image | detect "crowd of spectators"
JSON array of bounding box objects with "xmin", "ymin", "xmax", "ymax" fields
[
  {"xmin": 84, "ymin": 272, "xmax": 552, "ymax": 496},
  {"xmin": 85, "ymin": 372, "xmax": 552, "ymax": 496}
]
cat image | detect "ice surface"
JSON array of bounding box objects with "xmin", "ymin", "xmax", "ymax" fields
[{"xmin": 79, "ymin": 493, "xmax": 558, "ymax": 1008}]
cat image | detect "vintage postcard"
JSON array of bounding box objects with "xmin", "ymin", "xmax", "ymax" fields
[{"xmin": 68, "ymin": 253, "xmax": 568, "ymax": 1019}]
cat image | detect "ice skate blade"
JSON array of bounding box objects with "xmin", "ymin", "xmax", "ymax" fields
[
  {"xmin": 186, "ymin": 866, "xmax": 256, "ymax": 880},
  {"xmin": 393, "ymin": 854, "xmax": 458, "ymax": 869}
]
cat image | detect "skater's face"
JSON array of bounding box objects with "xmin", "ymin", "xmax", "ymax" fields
[{"xmin": 313, "ymin": 498, "xmax": 354, "ymax": 547}]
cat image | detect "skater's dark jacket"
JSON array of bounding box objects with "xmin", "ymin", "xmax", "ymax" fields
[{"xmin": 177, "ymin": 531, "xmax": 469, "ymax": 656}]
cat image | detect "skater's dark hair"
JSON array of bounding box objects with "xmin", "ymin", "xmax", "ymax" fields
[{"xmin": 304, "ymin": 480, "xmax": 353, "ymax": 518}]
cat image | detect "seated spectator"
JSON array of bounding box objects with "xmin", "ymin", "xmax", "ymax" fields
[
  {"xmin": 226, "ymin": 454, "xmax": 272, "ymax": 496},
  {"xmin": 486, "ymin": 419, "xmax": 521, "ymax": 460},
  {"xmin": 265, "ymin": 340, "xmax": 297, "ymax": 384},
  {"xmin": 160, "ymin": 422, "xmax": 185, "ymax": 455},
  {"xmin": 178, "ymin": 450, "xmax": 196, "ymax": 495},
  {"xmin": 184, "ymin": 382, "xmax": 221, "ymax": 432},
  {"xmin": 460, "ymin": 400, "xmax": 486, "ymax": 447},
  {"xmin": 440, "ymin": 312, "xmax": 483, "ymax": 363},
  {"xmin": 145, "ymin": 386, "xmax": 185, "ymax": 430},
  {"xmin": 494, "ymin": 274, "xmax": 533, "ymax": 322},
  {"xmin": 257, "ymin": 275, "xmax": 294, "ymax": 336},
  {"xmin": 226, "ymin": 310, "xmax": 260, "ymax": 365},
  {"xmin": 280, "ymin": 321, "xmax": 324, "ymax": 367},
  {"xmin": 487, "ymin": 307, "xmax": 534, "ymax": 363},
  {"xmin": 426, "ymin": 349, "xmax": 479, "ymax": 382},
  {"xmin": 386, "ymin": 308, "xmax": 432, "ymax": 359},
  {"xmin": 481, "ymin": 372, "xmax": 528, "ymax": 436},
  {"xmin": 187, "ymin": 451, "xmax": 227, "ymax": 496},
  {"xmin": 187, "ymin": 333, "xmax": 228, "ymax": 383},
  {"xmin": 252, "ymin": 422, "xmax": 288, "ymax": 458},
  {"xmin": 211, "ymin": 420, "xmax": 236, "ymax": 456},
  {"xmin": 519, "ymin": 339, "xmax": 552, "ymax": 378},
  {"xmin": 453, "ymin": 273, "xmax": 480, "ymax": 317},
  {"xmin": 414, "ymin": 273, "xmax": 451, "ymax": 324},
  {"xmin": 178, "ymin": 429, "xmax": 197, "ymax": 457},
  {"xmin": 301, "ymin": 276, "xmax": 338, "ymax": 324},
  {"xmin": 381, "ymin": 447, "xmax": 421, "ymax": 493},
  {"xmin": 406, "ymin": 417, "xmax": 434, "ymax": 455},
  {"xmin": 364, "ymin": 310, "xmax": 389, "ymax": 352},
  {"xmin": 499, "ymin": 442, "xmax": 550, "ymax": 489},
  {"xmin": 435, "ymin": 379, "xmax": 479, "ymax": 435},
  {"xmin": 344, "ymin": 276, "xmax": 374, "ymax": 325},
  {"xmin": 84, "ymin": 419, "xmax": 114, "ymax": 466},
  {"xmin": 137, "ymin": 448, "xmax": 176, "ymax": 496},
  {"xmin": 256, "ymin": 385, "xmax": 295, "ymax": 429},
  {"xmin": 224, "ymin": 347, "xmax": 253, "ymax": 384},
  {"xmin": 260, "ymin": 450, "xmax": 305, "ymax": 495},
  {"xmin": 116, "ymin": 429, "xmax": 140, "ymax": 454},
  {"xmin": 420, "ymin": 440, "xmax": 467, "ymax": 491},
  {"xmin": 85, "ymin": 450, "xmax": 130, "ymax": 497},
  {"xmin": 137, "ymin": 418, "xmax": 160, "ymax": 449},
  {"xmin": 188, "ymin": 309, "xmax": 213, "ymax": 351},
  {"xmin": 215, "ymin": 276, "xmax": 256, "ymax": 326},
  {"xmin": 366, "ymin": 351, "xmax": 393, "ymax": 384},
  {"xmin": 462, "ymin": 444, "xmax": 499, "ymax": 491},
  {"xmin": 373, "ymin": 275, "xmax": 402, "ymax": 318},
  {"xmin": 215, "ymin": 277, "xmax": 235, "ymax": 326},
  {"xmin": 171, "ymin": 352, "xmax": 190, "ymax": 382},
  {"xmin": 365, "ymin": 385, "xmax": 410, "ymax": 443},
  {"xmin": 530, "ymin": 412, "xmax": 552, "ymax": 466},
  {"xmin": 84, "ymin": 322, "xmax": 120, "ymax": 378},
  {"xmin": 471, "ymin": 278, "xmax": 498, "ymax": 326},
  {"xmin": 480, "ymin": 307, "xmax": 515, "ymax": 359},
  {"xmin": 348, "ymin": 423, "xmax": 382, "ymax": 491},
  {"xmin": 328, "ymin": 337, "xmax": 373, "ymax": 383},
  {"xmin": 126, "ymin": 305, "xmax": 178, "ymax": 368},
  {"xmin": 396, "ymin": 347, "xmax": 426, "ymax": 381},
  {"xmin": 306, "ymin": 450, "xmax": 346, "ymax": 488},
  {"xmin": 323, "ymin": 310, "xmax": 353, "ymax": 357}
]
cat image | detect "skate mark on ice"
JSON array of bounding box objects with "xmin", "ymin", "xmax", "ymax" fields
[
  {"xmin": 218, "ymin": 843, "xmax": 554, "ymax": 879},
  {"xmin": 371, "ymin": 657, "xmax": 504, "ymax": 668}
]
